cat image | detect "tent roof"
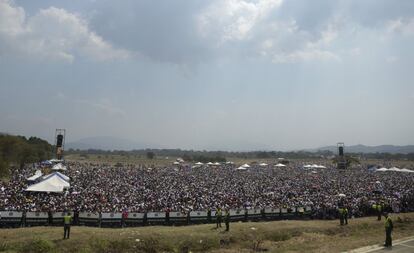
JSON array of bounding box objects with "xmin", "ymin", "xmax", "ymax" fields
[
  {"xmin": 275, "ymin": 163, "xmax": 286, "ymax": 167},
  {"xmin": 52, "ymin": 163, "xmax": 67, "ymax": 171},
  {"xmin": 27, "ymin": 170, "xmax": 43, "ymax": 181},
  {"xmin": 241, "ymin": 164, "xmax": 250, "ymax": 168},
  {"xmin": 259, "ymin": 163, "xmax": 268, "ymax": 166},
  {"xmin": 236, "ymin": 166, "xmax": 247, "ymax": 170},
  {"xmin": 195, "ymin": 162, "xmax": 204, "ymax": 165},
  {"xmin": 26, "ymin": 173, "xmax": 70, "ymax": 193}
]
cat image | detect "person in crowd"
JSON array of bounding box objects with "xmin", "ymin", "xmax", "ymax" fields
[{"xmin": 225, "ymin": 209, "xmax": 230, "ymax": 232}]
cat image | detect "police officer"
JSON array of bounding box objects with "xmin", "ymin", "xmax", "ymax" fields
[
  {"xmin": 63, "ymin": 212, "xmax": 72, "ymax": 239},
  {"xmin": 376, "ymin": 202, "xmax": 383, "ymax": 221},
  {"xmin": 383, "ymin": 212, "xmax": 393, "ymax": 247},
  {"xmin": 338, "ymin": 207, "xmax": 344, "ymax": 225},
  {"xmin": 225, "ymin": 209, "xmax": 230, "ymax": 232},
  {"xmin": 216, "ymin": 206, "xmax": 222, "ymax": 229},
  {"xmin": 344, "ymin": 207, "xmax": 348, "ymax": 225}
]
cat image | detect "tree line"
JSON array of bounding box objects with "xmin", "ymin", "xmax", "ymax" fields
[{"xmin": 0, "ymin": 134, "xmax": 53, "ymax": 177}]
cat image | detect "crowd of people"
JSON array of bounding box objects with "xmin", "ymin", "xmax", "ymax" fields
[{"xmin": 1, "ymin": 161, "xmax": 414, "ymax": 218}]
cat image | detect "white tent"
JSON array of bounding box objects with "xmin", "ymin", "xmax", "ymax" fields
[
  {"xmin": 26, "ymin": 173, "xmax": 70, "ymax": 193},
  {"xmin": 53, "ymin": 172, "xmax": 70, "ymax": 181},
  {"xmin": 317, "ymin": 165, "xmax": 327, "ymax": 169},
  {"xmin": 173, "ymin": 161, "xmax": 180, "ymax": 165},
  {"xmin": 303, "ymin": 165, "xmax": 312, "ymax": 169},
  {"xmin": 27, "ymin": 170, "xmax": 43, "ymax": 181},
  {"xmin": 259, "ymin": 163, "xmax": 268, "ymax": 167},
  {"xmin": 236, "ymin": 166, "xmax": 247, "ymax": 170},
  {"xmin": 226, "ymin": 161, "xmax": 234, "ymax": 164},
  {"xmin": 241, "ymin": 164, "xmax": 250, "ymax": 168},
  {"xmin": 376, "ymin": 168, "xmax": 388, "ymax": 172},
  {"xmin": 51, "ymin": 163, "xmax": 67, "ymax": 171},
  {"xmin": 195, "ymin": 162, "xmax": 204, "ymax": 165},
  {"xmin": 401, "ymin": 168, "xmax": 414, "ymax": 173},
  {"xmin": 213, "ymin": 162, "xmax": 221, "ymax": 166},
  {"xmin": 388, "ymin": 167, "xmax": 401, "ymax": 172},
  {"xmin": 49, "ymin": 159, "xmax": 63, "ymax": 163},
  {"xmin": 275, "ymin": 163, "xmax": 286, "ymax": 167},
  {"xmin": 207, "ymin": 162, "xmax": 213, "ymax": 165}
]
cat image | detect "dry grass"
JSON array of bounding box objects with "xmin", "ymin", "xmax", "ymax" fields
[{"xmin": 1, "ymin": 213, "xmax": 414, "ymax": 253}]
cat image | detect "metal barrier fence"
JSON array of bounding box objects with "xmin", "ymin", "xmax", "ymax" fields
[{"xmin": 0, "ymin": 207, "xmax": 314, "ymax": 228}]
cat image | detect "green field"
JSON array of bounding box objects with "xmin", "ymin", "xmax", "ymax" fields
[{"xmin": 1, "ymin": 213, "xmax": 414, "ymax": 253}]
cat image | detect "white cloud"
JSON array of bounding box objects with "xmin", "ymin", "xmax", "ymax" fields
[
  {"xmin": 272, "ymin": 49, "xmax": 340, "ymax": 63},
  {"xmin": 386, "ymin": 18, "xmax": 414, "ymax": 36},
  {"xmin": 198, "ymin": 0, "xmax": 283, "ymax": 42},
  {"xmin": 0, "ymin": 0, "xmax": 130, "ymax": 62}
]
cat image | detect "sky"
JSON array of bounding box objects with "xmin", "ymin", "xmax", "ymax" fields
[{"xmin": 0, "ymin": 0, "xmax": 414, "ymax": 151}]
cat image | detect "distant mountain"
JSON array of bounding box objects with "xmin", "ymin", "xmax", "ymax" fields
[
  {"xmin": 312, "ymin": 144, "xmax": 414, "ymax": 154},
  {"xmin": 66, "ymin": 136, "xmax": 157, "ymax": 151}
]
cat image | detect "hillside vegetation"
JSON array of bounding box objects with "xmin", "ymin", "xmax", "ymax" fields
[
  {"xmin": 1, "ymin": 213, "xmax": 414, "ymax": 253},
  {"xmin": 0, "ymin": 134, "xmax": 52, "ymax": 178}
]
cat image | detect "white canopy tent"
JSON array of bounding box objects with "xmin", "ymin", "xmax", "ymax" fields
[
  {"xmin": 236, "ymin": 166, "xmax": 247, "ymax": 171},
  {"xmin": 51, "ymin": 163, "xmax": 67, "ymax": 171},
  {"xmin": 376, "ymin": 168, "xmax": 388, "ymax": 172},
  {"xmin": 26, "ymin": 173, "xmax": 70, "ymax": 193},
  {"xmin": 213, "ymin": 162, "xmax": 221, "ymax": 166},
  {"xmin": 401, "ymin": 168, "xmax": 414, "ymax": 173},
  {"xmin": 259, "ymin": 163, "xmax": 268, "ymax": 167},
  {"xmin": 388, "ymin": 167, "xmax": 401, "ymax": 172},
  {"xmin": 275, "ymin": 163, "xmax": 286, "ymax": 167},
  {"xmin": 207, "ymin": 162, "xmax": 213, "ymax": 165},
  {"xmin": 173, "ymin": 161, "xmax": 180, "ymax": 165},
  {"xmin": 195, "ymin": 162, "xmax": 204, "ymax": 165},
  {"xmin": 241, "ymin": 164, "xmax": 250, "ymax": 168},
  {"xmin": 27, "ymin": 170, "xmax": 43, "ymax": 181}
]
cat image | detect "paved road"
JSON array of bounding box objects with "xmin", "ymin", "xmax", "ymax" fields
[{"xmin": 349, "ymin": 237, "xmax": 414, "ymax": 253}]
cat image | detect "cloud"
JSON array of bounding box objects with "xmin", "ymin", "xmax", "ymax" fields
[
  {"xmin": 76, "ymin": 98, "xmax": 126, "ymax": 117},
  {"xmin": 0, "ymin": 0, "xmax": 130, "ymax": 62},
  {"xmin": 198, "ymin": 0, "xmax": 283, "ymax": 42},
  {"xmin": 386, "ymin": 18, "xmax": 414, "ymax": 36}
]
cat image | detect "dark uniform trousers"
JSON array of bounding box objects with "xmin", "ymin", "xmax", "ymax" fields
[
  {"xmin": 385, "ymin": 227, "xmax": 392, "ymax": 247},
  {"xmin": 64, "ymin": 224, "xmax": 71, "ymax": 239}
]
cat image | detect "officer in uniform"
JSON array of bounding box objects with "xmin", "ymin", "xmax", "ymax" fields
[
  {"xmin": 63, "ymin": 212, "xmax": 73, "ymax": 239},
  {"xmin": 216, "ymin": 206, "xmax": 222, "ymax": 229},
  {"xmin": 344, "ymin": 207, "xmax": 348, "ymax": 225},
  {"xmin": 376, "ymin": 202, "xmax": 383, "ymax": 221},
  {"xmin": 225, "ymin": 209, "xmax": 230, "ymax": 232},
  {"xmin": 338, "ymin": 207, "xmax": 344, "ymax": 225},
  {"xmin": 384, "ymin": 212, "xmax": 393, "ymax": 247}
]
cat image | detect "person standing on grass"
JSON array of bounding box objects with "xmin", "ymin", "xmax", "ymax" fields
[
  {"xmin": 216, "ymin": 206, "xmax": 222, "ymax": 229},
  {"xmin": 63, "ymin": 212, "xmax": 73, "ymax": 239},
  {"xmin": 225, "ymin": 209, "xmax": 230, "ymax": 232},
  {"xmin": 383, "ymin": 212, "xmax": 393, "ymax": 247}
]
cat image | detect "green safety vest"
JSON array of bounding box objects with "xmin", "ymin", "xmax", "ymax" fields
[
  {"xmin": 385, "ymin": 217, "xmax": 392, "ymax": 229},
  {"xmin": 216, "ymin": 209, "xmax": 222, "ymax": 216},
  {"xmin": 63, "ymin": 215, "xmax": 72, "ymax": 225}
]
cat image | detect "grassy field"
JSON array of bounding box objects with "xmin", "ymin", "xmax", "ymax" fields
[{"xmin": 1, "ymin": 213, "xmax": 414, "ymax": 253}]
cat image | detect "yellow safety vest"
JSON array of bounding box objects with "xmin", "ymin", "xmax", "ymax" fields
[
  {"xmin": 385, "ymin": 217, "xmax": 392, "ymax": 229},
  {"xmin": 63, "ymin": 215, "xmax": 72, "ymax": 225}
]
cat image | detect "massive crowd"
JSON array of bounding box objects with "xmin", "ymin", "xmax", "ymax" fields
[{"xmin": 1, "ymin": 161, "xmax": 414, "ymax": 218}]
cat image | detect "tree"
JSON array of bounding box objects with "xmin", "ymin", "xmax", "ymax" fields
[{"xmin": 146, "ymin": 151, "xmax": 155, "ymax": 159}]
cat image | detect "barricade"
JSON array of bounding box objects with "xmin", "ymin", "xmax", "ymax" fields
[
  {"xmin": 51, "ymin": 211, "xmax": 73, "ymax": 226},
  {"xmin": 246, "ymin": 208, "xmax": 262, "ymax": 221},
  {"xmin": 101, "ymin": 212, "xmax": 122, "ymax": 227},
  {"xmin": 78, "ymin": 212, "xmax": 100, "ymax": 226},
  {"xmin": 264, "ymin": 208, "xmax": 280, "ymax": 220},
  {"xmin": 169, "ymin": 211, "xmax": 188, "ymax": 225},
  {"xmin": 189, "ymin": 210, "xmax": 208, "ymax": 223},
  {"xmin": 304, "ymin": 206, "xmax": 312, "ymax": 216},
  {"xmin": 0, "ymin": 211, "xmax": 23, "ymax": 227},
  {"xmin": 26, "ymin": 212, "xmax": 49, "ymax": 226},
  {"xmin": 281, "ymin": 207, "xmax": 296, "ymax": 219},
  {"xmin": 125, "ymin": 212, "xmax": 145, "ymax": 226},
  {"xmin": 146, "ymin": 212, "xmax": 166, "ymax": 225},
  {"xmin": 296, "ymin": 207, "xmax": 305, "ymax": 218},
  {"xmin": 229, "ymin": 209, "xmax": 245, "ymax": 222}
]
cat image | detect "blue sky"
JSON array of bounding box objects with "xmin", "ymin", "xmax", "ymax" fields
[{"xmin": 1, "ymin": 0, "xmax": 413, "ymax": 151}]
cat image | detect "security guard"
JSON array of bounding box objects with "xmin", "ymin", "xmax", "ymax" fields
[
  {"xmin": 63, "ymin": 212, "xmax": 73, "ymax": 239},
  {"xmin": 376, "ymin": 202, "xmax": 383, "ymax": 221},
  {"xmin": 216, "ymin": 206, "xmax": 222, "ymax": 229},
  {"xmin": 338, "ymin": 207, "xmax": 344, "ymax": 225},
  {"xmin": 225, "ymin": 209, "xmax": 230, "ymax": 232},
  {"xmin": 344, "ymin": 207, "xmax": 348, "ymax": 225},
  {"xmin": 383, "ymin": 212, "xmax": 393, "ymax": 247}
]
